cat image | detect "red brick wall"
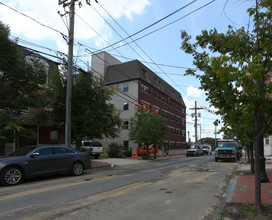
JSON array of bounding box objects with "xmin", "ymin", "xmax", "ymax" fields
[{"xmin": 138, "ymin": 80, "xmax": 186, "ymax": 148}]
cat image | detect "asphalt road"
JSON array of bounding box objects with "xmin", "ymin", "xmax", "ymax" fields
[{"xmin": 0, "ymin": 155, "xmax": 239, "ymax": 220}]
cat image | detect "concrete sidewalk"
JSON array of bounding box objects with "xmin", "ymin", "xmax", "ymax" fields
[
  {"xmin": 91, "ymin": 153, "xmax": 184, "ymax": 168},
  {"xmin": 91, "ymin": 157, "xmax": 147, "ymax": 168}
]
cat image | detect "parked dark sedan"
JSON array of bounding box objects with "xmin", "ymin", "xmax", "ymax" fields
[{"xmin": 0, "ymin": 145, "xmax": 91, "ymax": 186}]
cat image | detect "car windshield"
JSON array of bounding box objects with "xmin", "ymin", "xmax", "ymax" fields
[
  {"xmin": 190, "ymin": 145, "xmax": 198, "ymax": 149},
  {"xmin": 218, "ymin": 143, "xmax": 223, "ymax": 147},
  {"xmin": 91, "ymin": 143, "xmax": 102, "ymax": 147},
  {"xmin": 8, "ymin": 146, "xmax": 37, "ymax": 156},
  {"xmin": 82, "ymin": 142, "xmax": 91, "ymax": 146},
  {"xmin": 222, "ymin": 143, "xmax": 237, "ymax": 148},
  {"xmin": 203, "ymin": 146, "xmax": 208, "ymax": 149}
]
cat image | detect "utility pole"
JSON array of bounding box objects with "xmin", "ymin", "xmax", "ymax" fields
[
  {"xmin": 59, "ymin": 0, "xmax": 75, "ymax": 147},
  {"xmin": 189, "ymin": 101, "xmax": 204, "ymax": 143},
  {"xmin": 199, "ymin": 123, "xmax": 201, "ymax": 141}
]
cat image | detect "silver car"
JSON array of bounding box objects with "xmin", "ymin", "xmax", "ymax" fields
[
  {"xmin": 0, "ymin": 145, "xmax": 91, "ymax": 186},
  {"xmin": 186, "ymin": 144, "xmax": 204, "ymax": 157}
]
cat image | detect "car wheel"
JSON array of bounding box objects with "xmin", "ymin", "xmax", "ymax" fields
[
  {"xmin": 1, "ymin": 166, "xmax": 23, "ymax": 186},
  {"xmin": 215, "ymin": 158, "xmax": 218, "ymax": 162},
  {"xmin": 71, "ymin": 162, "xmax": 84, "ymax": 176}
]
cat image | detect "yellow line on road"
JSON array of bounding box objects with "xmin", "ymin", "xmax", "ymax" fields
[
  {"xmin": 24, "ymin": 181, "xmax": 152, "ymax": 220},
  {"xmin": 0, "ymin": 175, "xmax": 118, "ymax": 201}
]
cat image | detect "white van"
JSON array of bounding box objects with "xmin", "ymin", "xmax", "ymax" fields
[
  {"xmin": 202, "ymin": 145, "xmax": 212, "ymax": 155},
  {"xmin": 80, "ymin": 141, "xmax": 103, "ymax": 159}
]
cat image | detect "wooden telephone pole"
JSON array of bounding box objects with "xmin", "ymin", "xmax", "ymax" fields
[
  {"xmin": 189, "ymin": 101, "xmax": 204, "ymax": 143},
  {"xmin": 59, "ymin": 0, "xmax": 75, "ymax": 147}
]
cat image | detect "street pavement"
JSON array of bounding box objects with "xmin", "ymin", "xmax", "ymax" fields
[{"xmin": 91, "ymin": 154, "xmax": 272, "ymax": 217}]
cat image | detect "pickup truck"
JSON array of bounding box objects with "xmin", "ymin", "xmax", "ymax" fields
[
  {"xmin": 215, "ymin": 142, "xmax": 242, "ymax": 162},
  {"xmin": 80, "ymin": 141, "xmax": 103, "ymax": 159},
  {"xmin": 186, "ymin": 144, "xmax": 204, "ymax": 157}
]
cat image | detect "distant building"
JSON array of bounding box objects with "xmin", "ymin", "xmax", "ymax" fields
[{"xmin": 91, "ymin": 52, "xmax": 186, "ymax": 154}]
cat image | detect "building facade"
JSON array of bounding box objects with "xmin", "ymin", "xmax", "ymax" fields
[{"xmin": 91, "ymin": 52, "xmax": 186, "ymax": 154}]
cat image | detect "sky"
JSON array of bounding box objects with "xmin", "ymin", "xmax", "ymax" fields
[{"xmin": 0, "ymin": 0, "xmax": 255, "ymax": 142}]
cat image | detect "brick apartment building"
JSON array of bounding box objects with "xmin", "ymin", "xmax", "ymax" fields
[{"xmin": 91, "ymin": 52, "xmax": 186, "ymax": 154}]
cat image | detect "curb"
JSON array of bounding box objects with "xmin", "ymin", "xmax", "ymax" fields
[
  {"xmin": 91, "ymin": 162, "xmax": 114, "ymax": 168},
  {"xmin": 213, "ymin": 164, "xmax": 240, "ymax": 220}
]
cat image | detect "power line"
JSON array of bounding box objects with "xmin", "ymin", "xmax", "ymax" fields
[
  {"xmin": 0, "ymin": 2, "xmax": 67, "ymax": 39},
  {"xmin": 91, "ymin": 2, "xmax": 196, "ymax": 103},
  {"xmin": 91, "ymin": 4, "xmax": 156, "ymax": 72},
  {"xmin": 95, "ymin": 0, "xmax": 215, "ymax": 53},
  {"xmin": 91, "ymin": 0, "xmax": 198, "ymax": 53},
  {"xmin": 3, "ymin": 1, "xmax": 211, "ymax": 110}
]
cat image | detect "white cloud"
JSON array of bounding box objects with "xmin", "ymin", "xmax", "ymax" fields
[
  {"xmin": 0, "ymin": 0, "xmax": 62, "ymax": 40},
  {"xmin": 183, "ymin": 97, "xmax": 194, "ymax": 109},
  {"xmin": 0, "ymin": 0, "xmax": 151, "ymax": 50},
  {"xmin": 104, "ymin": 0, "xmax": 150, "ymax": 20},
  {"xmin": 186, "ymin": 85, "xmax": 204, "ymax": 98},
  {"xmin": 208, "ymin": 106, "xmax": 219, "ymax": 114}
]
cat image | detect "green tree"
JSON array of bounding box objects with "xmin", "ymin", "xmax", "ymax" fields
[
  {"xmin": 0, "ymin": 22, "xmax": 47, "ymax": 154},
  {"xmin": 129, "ymin": 108, "xmax": 170, "ymax": 158},
  {"xmin": 181, "ymin": 0, "xmax": 272, "ymax": 213},
  {"xmin": 45, "ymin": 69, "xmax": 122, "ymax": 147}
]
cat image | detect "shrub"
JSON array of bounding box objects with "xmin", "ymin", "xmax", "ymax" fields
[
  {"xmin": 123, "ymin": 150, "xmax": 132, "ymax": 157},
  {"xmin": 108, "ymin": 142, "xmax": 123, "ymax": 158}
]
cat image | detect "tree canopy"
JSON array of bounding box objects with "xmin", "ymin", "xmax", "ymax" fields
[
  {"xmin": 45, "ymin": 68, "xmax": 122, "ymax": 146},
  {"xmin": 129, "ymin": 109, "xmax": 169, "ymax": 147},
  {"xmin": 181, "ymin": 0, "xmax": 272, "ymax": 213},
  {"xmin": 0, "ymin": 21, "xmax": 47, "ymax": 153}
]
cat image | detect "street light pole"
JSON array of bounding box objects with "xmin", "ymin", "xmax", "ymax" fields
[{"xmin": 214, "ymin": 120, "xmax": 220, "ymax": 149}]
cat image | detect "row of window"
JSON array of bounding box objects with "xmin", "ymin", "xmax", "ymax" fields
[
  {"xmin": 124, "ymin": 101, "xmax": 185, "ymax": 125},
  {"xmin": 168, "ymin": 127, "xmax": 186, "ymax": 137},
  {"xmin": 161, "ymin": 111, "xmax": 185, "ymax": 125},
  {"xmin": 140, "ymin": 83, "xmax": 185, "ymax": 113},
  {"xmin": 123, "ymin": 83, "xmax": 185, "ymax": 113},
  {"xmin": 123, "ymin": 121, "xmax": 185, "ymax": 137}
]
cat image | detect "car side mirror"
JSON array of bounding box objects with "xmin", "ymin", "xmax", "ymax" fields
[{"xmin": 30, "ymin": 152, "xmax": 40, "ymax": 157}]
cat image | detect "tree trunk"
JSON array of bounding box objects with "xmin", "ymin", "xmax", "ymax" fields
[
  {"xmin": 246, "ymin": 145, "xmax": 249, "ymax": 161},
  {"xmin": 254, "ymin": 137, "xmax": 262, "ymax": 214},
  {"xmin": 250, "ymin": 144, "xmax": 255, "ymax": 174}
]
